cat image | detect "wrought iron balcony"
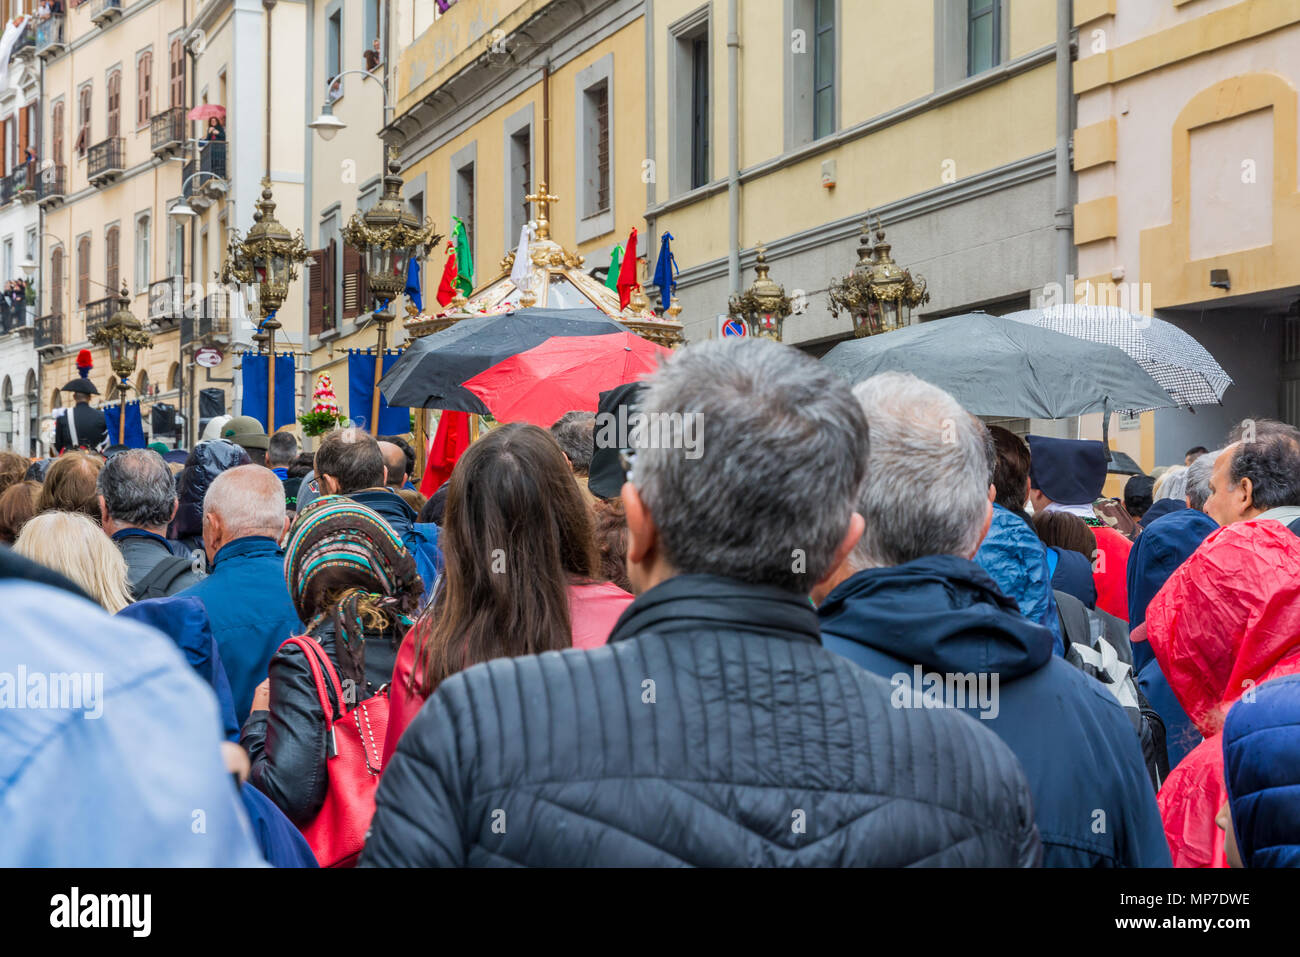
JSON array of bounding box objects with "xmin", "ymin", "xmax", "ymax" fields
[
  {"xmin": 35, "ymin": 313, "xmax": 63, "ymax": 353},
  {"xmin": 149, "ymin": 277, "xmax": 184, "ymax": 327},
  {"xmin": 36, "ymin": 163, "xmax": 66, "ymax": 208},
  {"xmin": 151, "ymin": 107, "xmax": 186, "ymax": 157},
  {"xmin": 35, "ymin": 15, "xmax": 66, "ymax": 60},
  {"xmin": 91, "ymin": 0, "xmax": 123, "ymax": 27},
  {"xmin": 12, "ymin": 19, "xmax": 34, "ymax": 60},
  {"xmin": 85, "ymin": 295, "xmax": 116, "ymax": 339},
  {"xmin": 199, "ymin": 140, "xmax": 226, "ymax": 182},
  {"xmin": 13, "ymin": 163, "xmax": 36, "ymax": 203},
  {"xmin": 87, "ymin": 137, "xmax": 126, "ymax": 186},
  {"xmin": 0, "ymin": 174, "xmax": 12, "ymax": 207}
]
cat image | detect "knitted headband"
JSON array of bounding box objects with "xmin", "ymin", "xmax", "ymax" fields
[{"xmin": 285, "ymin": 495, "xmax": 421, "ymax": 627}]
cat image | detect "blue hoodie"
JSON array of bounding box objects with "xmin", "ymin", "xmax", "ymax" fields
[
  {"xmin": 1223, "ymin": 673, "xmax": 1300, "ymax": 868},
  {"xmin": 974, "ymin": 504, "xmax": 1064, "ymax": 656},
  {"xmin": 819, "ymin": 554, "xmax": 1170, "ymax": 868}
]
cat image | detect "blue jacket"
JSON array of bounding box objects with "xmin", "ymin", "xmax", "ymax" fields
[
  {"xmin": 408, "ymin": 522, "xmax": 443, "ymax": 607},
  {"xmin": 117, "ymin": 596, "xmax": 240, "ymax": 740},
  {"xmin": 0, "ymin": 579, "xmax": 263, "ymax": 866},
  {"xmin": 348, "ymin": 488, "xmax": 417, "ymax": 544},
  {"xmin": 819, "ymin": 555, "xmax": 1170, "ymax": 868},
  {"xmin": 239, "ymin": 783, "xmax": 319, "ymax": 868},
  {"xmin": 975, "ymin": 504, "xmax": 1064, "ymax": 656},
  {"xmin": 1047, "ymin": 546, "xmax": 1097, "ymax": 608},
  {"xmin": 1126, "ymin": 507, "xmax": 1217, "ymax": 674},
  {"xmin": 1223, "ymin": 673, "xmax": 1300, "ymax": 868},
  {"xmin": 177, "ymin": 536, "xmax": 303, "ymax": 720},
  {"xmin": 1139, "ymin": 497, "xmax": 1185, "ymax": 529}
]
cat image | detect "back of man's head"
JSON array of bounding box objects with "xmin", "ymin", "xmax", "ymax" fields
[
  {"xmin": 97, "ymin": 449, "xmax": 175, "ymax": 531},
  {"xmin": 203, "ymin": 465, "xmax": 287, "ymax": 541},
  {"xmin": 1186, "ymin": 450, "xmax": 1218, "ymax": 511},
  {"xmin": 1124, "ymin": 474, "xmax": 1155, "ymax": 519},
  {"xmin": 851, "ymin": 372, "xmax": 990, "ymax": 569},
  {"xmin": 377, "ymin": 436, "xmax": 415, "ymax": 484},
  {"xmin": 550, "ymin": 411, "xmax": 596, "ymax": 475},
  {"xmin": 377, "ymin": 441, "xmax": 408, "ymax": 487},
  {"xmin": 314, "ymin": 428, "xmax": 385, "ymax": 493},
  {"xmin": 988, "ymin": 425, "xmax": 1030, "ymax": 512},
  {"xmin": 1229, "ymin": 430, "xmax": 1300, "ymax": 511},
  {"xmin": 632, "ymin": 338, "xmax": 868, "ymax": 593},
  {"xmin": 267, "ymin": 430, "xmax": 300, "ymax": 468}
]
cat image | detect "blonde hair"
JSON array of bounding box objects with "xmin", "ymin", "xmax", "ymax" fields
[{"xmin": 15, "ymin": 511, "xmax": 133, "ymax": 613}]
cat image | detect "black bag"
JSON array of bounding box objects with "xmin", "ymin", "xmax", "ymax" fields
[{"xmin": 133, "ymin": 555, "xmax": 198, "ymax": 601}]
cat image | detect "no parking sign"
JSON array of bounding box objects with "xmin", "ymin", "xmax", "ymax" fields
[{"xmin": 718, "ymin": 316, "xmax": 748, "ymax": 338}]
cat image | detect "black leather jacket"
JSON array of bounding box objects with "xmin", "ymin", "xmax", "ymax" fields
[{"xmin": 241, "ymin": 619, "xmax": 400, "ymax": 827}]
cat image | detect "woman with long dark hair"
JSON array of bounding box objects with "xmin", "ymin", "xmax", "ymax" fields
[
  {"xmin": 384, "ymin": 423, "xmax": 632, "ymax": 760},
  {"xmin": 242, "ymin": 497, "xmax": 422, "ymax": 828}
]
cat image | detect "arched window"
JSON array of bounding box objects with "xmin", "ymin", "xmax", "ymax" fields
[
  {"xmin": 137, "ymin": 369, "xmax": 149, "ymax": 397},
  {"xmin": 50, "ymin": 388, "xmax": 62, "ymax": 412},
  {"xmin": 137, "ymin": 52, "xmax": 152, "ymax": 128},
  {"xmin": 76, "ymin": 236, "xmax": 90, "ymax": 306},
  {"xmin": 107, "ymin": 71, "xmax": 122, "ymax": 139},
  {"xmin": 2, "ymin": 376, "xmax": 13, "ymax": 447},
  {"xmin": 168, "ymin": 361, "xmax": 181, "ymax": 391},
  {"xmin": 106, "ymin": 226, "xmax": 120, "ymax": 294},
  {"xmin": 50, "ymin": 246, "xmax": 64, "ymax": 316},
  {"xmin": 25, "ymin": 370, "xmax": 37, "ymax": 457}
]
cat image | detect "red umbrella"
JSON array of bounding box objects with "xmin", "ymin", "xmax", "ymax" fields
[
  {"xmin": 187, "ymin": 104, "xmax": 227, "ymax": 122},
  {"xmin": 462, "ymin": 332, "xmax": 670, "ymax": 427}
]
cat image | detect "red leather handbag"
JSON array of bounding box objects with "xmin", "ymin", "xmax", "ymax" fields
[{"xmin": 281, "ymin": 635, "xmax": 389, "ymax": 868}]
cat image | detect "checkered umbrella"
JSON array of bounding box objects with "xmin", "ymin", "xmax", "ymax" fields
[{"xmin": 1005, "ymin": 304, "xmax": 1232, "ymax": 411}]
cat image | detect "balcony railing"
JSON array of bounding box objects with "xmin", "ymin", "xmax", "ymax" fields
[
  {"xmin": 36, "ymin": 164, "xmax": 66, "ymax": 207},
  {"xmin": 0, "ymin": 174, "xmax": 12, "ymax": 207},
  {"xmin": 35, "ymin": 314, "xmax": 62, "ymax": 352},
  {"xmin": 35, "ymin": 15, "xmax": 66, "ymax": 59},
  {"xmin": 13, "ymin": 163, "xmax": 35, "ymax": 202},
  {"xmin": 151, "ymin": 107, "xmax": 186, "ymax": 157},
  {"xmin": 12, "ymin": 20, "xmax": 35, "ymax": 59},
  {"xmin": 91, "ymin": 0, "xmax": 123, "ymax": 26},
  {"xmin": 182, "ymin": 289, "xmax": 239, "ymax": 342},
  {"xmin": 149, "ymin": 277, "xmax": 184, "ymax": 326},
  {"xmin": 87, "ymin": 137, "xmax": 126, "ymax": 185},
  {"xmin": 0, "ymin": 302, "xmax": 32, "ymax": 334},
  {"xmin": 199, "ymin": 140, "xmax": 226, "ymax": 181},
  {"xmin": 85, "ymin": 295, "xmax": 116, "ymax": 339}
]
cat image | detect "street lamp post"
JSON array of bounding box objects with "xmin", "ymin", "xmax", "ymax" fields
[
  {"xmin": 728, "ymin": 245, "xmax": 793, "ymax": 341},
  {"xmin": 340, "ymin": 149, "xmax": 439, "ymax": 435},
  {"xmin": 89, "ymin": 283, "xmax": 153, "ymax": 445},
  {"xmin": 221, "ymin": 178, "xmax": 308, "ymax": 433},
  {"xmin": 828, "ymin": 219, "xmax": 930, "ymax": 338}
]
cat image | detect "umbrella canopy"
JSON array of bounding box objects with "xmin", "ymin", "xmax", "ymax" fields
[
  {"xmin": 187, "ymin": 104, "xmax": 226, "ymax": 122},
  {"xmin": 1003, "ymin": 303, "xmax": 1232, "ymax": 409},
  {"xmin": 61, "ymin": 378, "xmax": 98, "ymax": 396},
  {"xmin": 462, "ymin": 332, "xmax": 671, "ymax": 427},
  {"xmin": 821, "ymin": 313, "xmax": 1174, "ymax": 419},
  {"xmin": 379, "ymin": 308, "xmax": 629, "ymax": 413}
]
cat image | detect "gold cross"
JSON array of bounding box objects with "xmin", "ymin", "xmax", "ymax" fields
[{"xmin": 525, "ymin": 181, "xmax": 559, "ymax": 239}]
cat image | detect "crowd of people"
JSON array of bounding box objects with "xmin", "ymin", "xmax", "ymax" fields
[{"xmin": 2, "ymin": 336, "xmax": 1298, "ymax": 868}]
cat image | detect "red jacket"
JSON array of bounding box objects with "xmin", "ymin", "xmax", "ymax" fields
[
  {"xmin": 1147, "ymin": 520, "xmax": 1300, "ymax": 867},
  {"xmin": 1092, "ymin": 524, "xmax": 1133, "ymax": 621},
  {"xmin": 382, "ymin": 581, "xmax": 633, "ymax": 763}
]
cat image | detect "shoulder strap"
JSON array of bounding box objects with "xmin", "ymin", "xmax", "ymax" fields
[
  {"xmin": 280, "ymin": 634, "xmax": 346, "ymax": 724},
  {"xmin": 134, "ymin": 555, "xmax": 193, "ymax": 599}
]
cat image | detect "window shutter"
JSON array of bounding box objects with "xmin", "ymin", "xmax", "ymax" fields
[
  {"xmin": 138, "ymin": 54, "xmax": 151, "ymax": 127},
  {"xmin": 17, "ymin": 106, "xmax": 27, "ymax": 162},
  {"xmin": 77, "ymin": 238, "xmax": 89, "ymax": 306},
  {"xmin": 51, "ymin": 249, "xmax": 63, "ymax": 316},
  {"xmin": 52, "ymin": 102, "xmax": 63, "ymax": 166},
  {"xmin": 0, "ymin": 121, "xmax": 8, "ymax": 177},
  {"xmin": 325, "ymin": 238, "xmax": 338, "ymax": 331},
  {"xmin": 308, "ymin": 248, "xmax": 324, "ymax": 336},
  {"xmin": 108, "ymin": 72, "xmax": 121, "ymax": 139},
  {"xmin": 170, "ymin": 40, "xmax": 185, "ymax": 109},
  {"xmin": 106, "ymin": 228, "xmax": 120, "ymax": 293},
  {"xmin": 341, "ymin": 242, "xmax": 361, "ymax": 319}
]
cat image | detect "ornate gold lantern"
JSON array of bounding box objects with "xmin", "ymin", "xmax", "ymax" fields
[
  {"xmin": 829, "ymin": 219, "xmax": 930, "ymax": 338},
  {"xmin": 728, "ymin": 245, "xmax": 793, "ymax": 341},
  {"xmin": 90, "ymin": 282, "xmax": 153, "ymax": 444}
]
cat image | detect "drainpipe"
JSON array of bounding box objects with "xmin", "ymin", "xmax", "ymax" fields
[
  {"xmin": 643, "ymin": 0, "xmax": 655, "ymax": 273},
  {"xmin": 727, "ymin": 0, "xmax": 739, "ymax": 294},
  {"xmin": 1054, "ymin": 0, "xmax": 1073, "ymax": 298},
  {"xmin": 302, "ymin": 0, "xmax": 315, "ymax": 433}
]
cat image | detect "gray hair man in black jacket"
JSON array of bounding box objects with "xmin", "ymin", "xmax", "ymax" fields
[{"xmin": 362, "ymin": 338, "xmax": 1042, "ymax": 867}]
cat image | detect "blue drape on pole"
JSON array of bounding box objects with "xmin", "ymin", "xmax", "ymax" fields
[
  {"xmin": 102, "ymin": 401, "xmax": 146, "ymax": 448},
  {"xmin": 347, "ymin": 349, "xmax": 409, "ymax": 434},
  {"xmin": 240, "ymin": 352, "xmax": 296, "ymax": 431}
]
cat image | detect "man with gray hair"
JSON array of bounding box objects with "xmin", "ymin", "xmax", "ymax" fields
[
  {"xmin": 364, "ymin": 338, "xmax": 1041, "ymax": 868},
  {"xmin": 98, "ymin": 449, "xmax": 203, "ymax": 600},
  {"xmin": 1184, "ymin": 450, "xmax": 1216, "ymax": 512},
  {"xmin": 549, "ymin": 410, "xmax": 597, "ymax": 502},
  {"xmin": 817, "ymin": 371, "xmax": 1169, "ymax": 868},
  {"xmin": 176, "ymin": 465, "xmax": 301, "ymax": 718}
]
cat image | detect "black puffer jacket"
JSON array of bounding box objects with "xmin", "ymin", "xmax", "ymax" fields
[
  {"xmin": 170, "ymin": 439, "xmax": 251, "ymax": 548},
  {"xmin": 361, "ymin": 574, "xmax": 1042, "ymax": 867},
  {"xmin": 242, "ymin": 620, "xmax": 399, "ymax": 827}
]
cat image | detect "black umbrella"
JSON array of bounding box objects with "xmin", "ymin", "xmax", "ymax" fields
[
  {"xmin": 61, "ymin": 377, "xmax": 99, "ymax": 396},
  {"xmin": 380, "ymin": 307, "xmax": 628, "ymax": 412}
]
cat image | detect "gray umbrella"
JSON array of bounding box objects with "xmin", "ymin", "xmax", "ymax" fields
[
  {"xmin": 821, "ymin": 313, "xmax": 1174, "ymax": 423},
  {"xmin": 1003, "ymin": 303, "xmax": 1232, "ymax": 409}
]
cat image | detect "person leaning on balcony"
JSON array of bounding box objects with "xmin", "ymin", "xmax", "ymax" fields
[{"xmin": 206, "ymin": 118, "xmax": 226, "ymax": 142}]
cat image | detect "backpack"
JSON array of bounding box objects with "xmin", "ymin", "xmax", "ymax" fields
[
  {"xmin": 133, "ymin": 555, "xmax": 198, "ymax": 601},
  {"xmin": 1054, "ymin": 590, "xmax": 1170, "ymax": 790},
  {"xmin": 280, "ymin": 635, "xmax": 389, "ymax": 868}
]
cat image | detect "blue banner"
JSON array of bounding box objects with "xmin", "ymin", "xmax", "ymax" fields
[
  {"xmin": 348, "ymin": 350, "xmax": 409, "ymax": 434},
  {"xmin": 240, "ymin": 352, "xmax": 296, "ymax": 431},
  {"xmin": 102, "ymin": 400, "xmax": 146, "ymax": 448}
]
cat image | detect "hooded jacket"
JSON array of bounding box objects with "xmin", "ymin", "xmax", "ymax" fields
[
  {"xmin": 1222, "ymin": 673, "xmax": 1300, "ymax": 868},
  {"xmin": 1127, "ymin": 507, "xmax": 1218, "ymax": 629},
  {"xmin": 819, "ymin": 555, "xmax": 1170, "ymax": 868},
  {"xmin": 347, "ymin": 488, "xmax": 417, "ymax": 544},
  {"xmin": 177, "ymin": 536, "xmax": 303, "ymax": 720},
  {"xmin": 1047, "ymin": 546, "xmax": 1097, "ymax": 608},
  {"xmin": 171, "ymin": 439, "xmax": 251, "ymax": 548},
  {"xmin": 974, "ymin": 504, "xmax": 1064, "ymax": 656},
  {"xmin": 1148, "ymin": 520, "xmax": 1300, "ymax": 868},
  {"xmin": 362, "ymin": 574, "xmax": 1042, "ymax": 867},
  {"xmin": 0, "ymin": 578, "xmax": 263, "ymax": 866}
]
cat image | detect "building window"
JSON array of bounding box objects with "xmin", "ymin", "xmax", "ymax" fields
[
  {"xmin": 967, "ymin": 0, "xmax": 1000, "ymax": 76},
  {"xmin": 509, "ymin": 126, "xmax": 531, "ymax": 240},
  {"xmin": 137, "ymin": 52, "xmax": 153, "ymax": 127},
  {"xmin": 582, "ymin": 80, "xmax": 611, "ymax": 217},
  {"xmin": 107, "ymin": 70, "xmax": 122, "ymax": 139},
  {"xmin": 671, "ymin": 11, "xmax": 709, "ymax": 195},
  {"xmin": 135, "ymin": 215, "xmax": 150, "ymax": 293},
  {"xmin": 106, "ymin": 226, "xmax": 120, "ymax": 294},
  {"xmin": 456, "ymin": 162, "xmax": 475, "ymax": 257},
  {"xmin": 76, "ymin": 86, "xmax": 91, "ymax": 155},
  {"xmin": 813, "ymin": 0, "xmax": 835, "ymax": 139},
  {"xmin": 363, "ymin": 0, "xmax": 381, "ymax": 70},
  {"xmin": 327, "ymin": 9, "xmax": 342, "ymax": 99},
  {"xmin": 168, "ymin": 214, "xmax": 184, "ymax": 277},
  {"xmin": 76, "ymin": 237, "xmax": 89, "ymax": 307},
  {"xmin": 51, "ymin": 100, "xmax": 63, "ymax": 166},
  {"xmin": 50, "ymin": 247, "xmax": 64, "ymax": 316},
  {"xmin": 169, "ymin": 38, "xmax": 185, "ymax": 108}
]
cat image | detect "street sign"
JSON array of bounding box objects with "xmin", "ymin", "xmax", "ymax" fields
[
  {"xmin": 720, "ymin": 317, "xmax": 747, "ymax": 338},
  {"xmin": 194, "ymin": 347, "xmax": 223, "ymax": 368}
]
